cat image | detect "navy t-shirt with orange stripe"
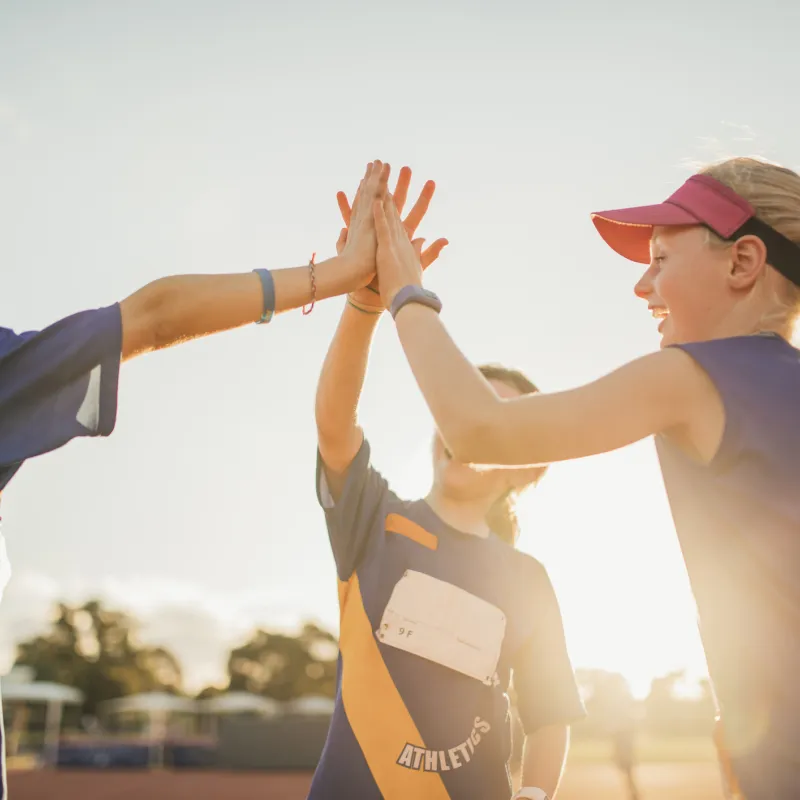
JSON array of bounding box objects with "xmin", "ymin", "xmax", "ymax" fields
[{"xmin": 310, "ymin": 441, "xmax": 584, "ymax": 800}]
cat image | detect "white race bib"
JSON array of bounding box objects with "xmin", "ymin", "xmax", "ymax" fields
[{"xmin": 376, "ymin": 570, "xmax": 506, "ymax": 686}]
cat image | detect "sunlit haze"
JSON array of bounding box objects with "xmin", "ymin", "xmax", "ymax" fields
[{"xmin": 2, "ymin": 0, "xmax": 798, "ymax": 697}]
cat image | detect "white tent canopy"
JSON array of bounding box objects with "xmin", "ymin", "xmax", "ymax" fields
[
  {"xmin": 287, "ymin": 695, "xmax": 335, "ymax": 715},
  {"xmin": 201, "ymin": 692, "xmax": 281, "ymax": 716},
  {"xmin": 105, "ymin": 692, "xmax": 197, "ymax": 715},
  {"xmin": 103, "ymin": 692, "xmax": 198, "ymax": 768},
  {"xmin": 0, "ymin": 670, "xmax": 84, "ymax": 765},
  {"xmin": 1, "ymin": 681, "xmax": 83, "ymax": 705}
]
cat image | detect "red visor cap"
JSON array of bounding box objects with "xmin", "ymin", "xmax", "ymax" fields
[{"xmin": 591, "ymin": 174, "xmax": 756, "ymax": 264}]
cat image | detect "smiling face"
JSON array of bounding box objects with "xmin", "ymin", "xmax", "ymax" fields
[{"xmin": 634, "ymin": 225, "xmax": 736, "ymax": 347}]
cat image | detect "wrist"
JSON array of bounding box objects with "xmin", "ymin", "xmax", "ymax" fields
[
  {"xmin": 386, "ymin": 279, "xmax": 421, "ymax": 308},
  {"xmin": 317, "ymin": 254, "xmax": 364, "ymax": 299},
  {"xmin": 346, "ymin": 295, "xmax": 383, "ymax": 316},
  {"xmin": 349, "ymin": 284, "xmax": 383, "ymax": 310},
  {"xmin": 390, "ymin": 285, "xmax": 442, "ymax": 319},
  {"xmin": 513, "ymin": 789, "xmax": 550, "ymax": 800}
]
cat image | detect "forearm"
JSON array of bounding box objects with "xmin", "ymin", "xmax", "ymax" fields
[
  {"xmin": 393, "ymin": 303, "xmax": 501, "ymax": 460},
  {"xmin": 394, "ymin": 303, "xmax": 710, "ymax": 466},
  {"xmin": 519, "ymin": 725, "xmax": 570, "ymax": 799},
  {"xmin": 316, "ymin": 302, "xmax": 382, "ymax": 476},
  {"xmin": 119, "ymin": 256, "xmax": 358, "ymax": 360}
]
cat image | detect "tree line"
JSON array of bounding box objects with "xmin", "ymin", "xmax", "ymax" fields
[{"xmin": 12, "ymin": 600, "xmax": 715, "ymax": 737}]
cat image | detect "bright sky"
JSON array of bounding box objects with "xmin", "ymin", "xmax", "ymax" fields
[{"xmin": 1, "ymin": 0, "xmax": 798, "ymax": 697}]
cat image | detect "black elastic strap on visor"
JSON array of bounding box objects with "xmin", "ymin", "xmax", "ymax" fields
[{"xmin": 725, "ymin": 217, "xmax": 800, "ymax": 287}]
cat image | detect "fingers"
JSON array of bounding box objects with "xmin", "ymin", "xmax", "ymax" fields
[
  {"xmin": 376, "ymin": 161, "xmax": 391, "ymax": 199},
  {"xmin": 403, "ymin": 180, "xmax": 436, "ymax": 237},
  {"xmin": 384, "ymin": 189, "xmax": 403, "ymax": 225},
  {"xmin": 393, "ymin": 166, "xmax": 412, "ymax": 216},
  {"xmin": 421, "ymin": 238, "xmax": 449, "ymax": 270},
  {"xmin": 336, "ymin": 192, "xmax": 351, "ymax": 226},
  {"xmin": 411, "ymin": 238, "xmax": 426, "ymax": 256},
  {"xmin": 373, "ymin": 196, "xmax": 391, "ymax": 246},
  {"xmin": 352, "ymin": 161, "xmax": 390, "ymax": 222},
  {"xmin": 335, "ymin": 227, "xmax": 348, "ymax": 256}
]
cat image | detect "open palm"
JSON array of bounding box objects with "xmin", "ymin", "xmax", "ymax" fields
[{"xmin": 336, "ymin": 166, "xmax": 448, "ymax": 309}]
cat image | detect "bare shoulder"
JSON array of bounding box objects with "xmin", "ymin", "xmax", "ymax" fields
[
  {"xmin": 595, "ymin": 347, "xmax": 724, "ymax": 452},
  {"xmin": 643, "ymin": 347, "xmax": 726, "ymax": 461},
  {"xmin": 617, "ymin": 347, "xmax": 722, "ymax": 402}
]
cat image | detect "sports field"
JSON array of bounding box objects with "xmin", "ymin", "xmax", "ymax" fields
[{"xmin": 8, "ymin": 761, "xmax": 725, "ymax": 800}]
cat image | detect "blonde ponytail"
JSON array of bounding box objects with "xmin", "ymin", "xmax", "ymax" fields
[{"xmin": 477, "ymin": 364, "xmax": 544, "ymax": 547}]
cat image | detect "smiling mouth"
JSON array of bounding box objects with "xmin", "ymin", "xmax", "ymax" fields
[{"xmin": 650, "ymin": 306, "xmax": 669, "ymax": 331}]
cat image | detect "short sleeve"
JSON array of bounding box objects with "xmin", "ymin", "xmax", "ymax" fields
[
  {"xmin": 316, "ymin": 439, "xmax": 390, "ymax": 581},
  {"xmin": 512, "ymin": 569, "xmax": 585, "ymax": 733},
  {"xmin": 0, "ymin": 305, "xmax": 123, "ymax": 492}
]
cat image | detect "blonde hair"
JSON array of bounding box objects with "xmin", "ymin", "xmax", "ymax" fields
[
  {"xmin": 699, "ymin": 157, "xmax": 800, "ymax": 332},
  {"xmin": 478, "ymin": 364, "xmax": 545, "ymax": 546}
]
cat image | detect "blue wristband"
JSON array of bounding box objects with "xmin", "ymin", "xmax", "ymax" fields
[{"xmin": 253, "ymin": 268, "xmax": 275, "ymax": 325}]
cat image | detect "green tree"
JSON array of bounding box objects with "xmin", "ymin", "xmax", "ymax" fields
[
  {"xmin": 14, "ymin": 599, "xmax": 183, "ymax": 715},
  {"xmin": 227, "ymin": 622, "xmax": 338, "ymax": 701}
]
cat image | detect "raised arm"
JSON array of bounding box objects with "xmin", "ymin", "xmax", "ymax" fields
[
  {"xmin": 119, "ymin": 160, "xmax": 390, "ymax": 361},
  {"xmin": 372, "ymin": 191, "xmax": 723, "ymax": 466},
  {"xmin": 315, "ymin": 298, "xmax": 382, "ymax": 498},
  {"xmin": 316, "ymin": 167, "xmax": 447, "ymax": 500},
  {"xmin": 120, "ymin": 259, "xmax": 358, "ymax": 360}
]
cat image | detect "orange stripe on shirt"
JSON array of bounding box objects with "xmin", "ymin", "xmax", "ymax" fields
[
  {"xmin": 338, "ymin": 574, "xmax": 450, "ymax": 800},
  {"xmin": 385, "ymin": 513, "xmax": 438, "ymax": 550}
]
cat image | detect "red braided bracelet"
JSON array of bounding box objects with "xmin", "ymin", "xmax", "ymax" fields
[{"xmin": 302, "ymin": 253, "xmax": 317, "ymax": 315}]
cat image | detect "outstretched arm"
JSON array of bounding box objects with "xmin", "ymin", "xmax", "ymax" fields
[
  {"xmin": 119, "ymin": 160, "xmax": 391, "ymax": 361},
  {"xmin": 120, "ymin": 258, "xmax": 350, "ymax": 361},
  {"xmin": 372, "ymin": 191, "xmax": 722, "ymax": 466},
  {"xmin": 317, "ymin": 167, "xmax": 447, "ymax": 499}
]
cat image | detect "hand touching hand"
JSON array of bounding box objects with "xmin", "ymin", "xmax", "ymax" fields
[
  {"xmin": 336, "ymin": 160, "xmax": 390, "ymax": 291},
  {"xmin": 373, "ymin": 190, "xmax": 444, "ymax": 308},
  {"xmin": 337, "ymin": 165, "xmax": 447, "ymax": 311}
]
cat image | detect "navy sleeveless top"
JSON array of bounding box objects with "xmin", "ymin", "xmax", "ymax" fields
[{"xmin": 657, "ymin": 333, "xmax": 800, "ymax": 800}]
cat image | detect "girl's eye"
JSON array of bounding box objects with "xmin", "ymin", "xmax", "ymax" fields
[{"xmin": 652, "ymin": 255, "xmax": 665, "ymax": 266}]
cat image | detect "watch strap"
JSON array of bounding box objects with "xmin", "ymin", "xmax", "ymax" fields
[{"xmin": 390, "ymin": 285, "xmax": 443, "ymax": 319}]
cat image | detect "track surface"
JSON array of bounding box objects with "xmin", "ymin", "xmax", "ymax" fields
[{"xmin": 9, "ymin": 763, "xmax": 725, "ymax": 799}]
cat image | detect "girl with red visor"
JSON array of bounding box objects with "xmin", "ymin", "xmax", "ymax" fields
[{"xmin": 373, "ymin": 157, "xmax": 800, "ymax": 800}]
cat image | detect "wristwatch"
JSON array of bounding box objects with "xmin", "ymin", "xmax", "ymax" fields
[
  {"xmin": 513, "ymin": 789, "xmax": 549, "ymax": 800},
  {"xmin": 390, "ymin": 285, "xmax": 443, "ymax": 319}
]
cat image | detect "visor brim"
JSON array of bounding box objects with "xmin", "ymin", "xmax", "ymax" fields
[{"xmin": 591, "ymin": 203, "xmax": 702, "ymax": 264}]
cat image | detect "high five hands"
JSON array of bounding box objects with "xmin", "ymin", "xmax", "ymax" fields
[{"xmin": 336, "ymin": 161, "xmax": 448, "ymax": 311}]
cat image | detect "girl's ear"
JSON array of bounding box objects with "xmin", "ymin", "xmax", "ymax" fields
[{"xmin": 729, "ymin": 234, "xmax": 768, "ymax": 291}]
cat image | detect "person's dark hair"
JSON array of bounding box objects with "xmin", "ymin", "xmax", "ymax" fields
[{"xmin": 478, "ymin": 364, "xmax": 545, "ymax": 546}]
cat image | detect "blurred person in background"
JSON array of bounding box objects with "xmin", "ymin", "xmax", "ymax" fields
[{"xmin": 611, "ymin": 690, "xmax": 640, "ymax": 800}]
